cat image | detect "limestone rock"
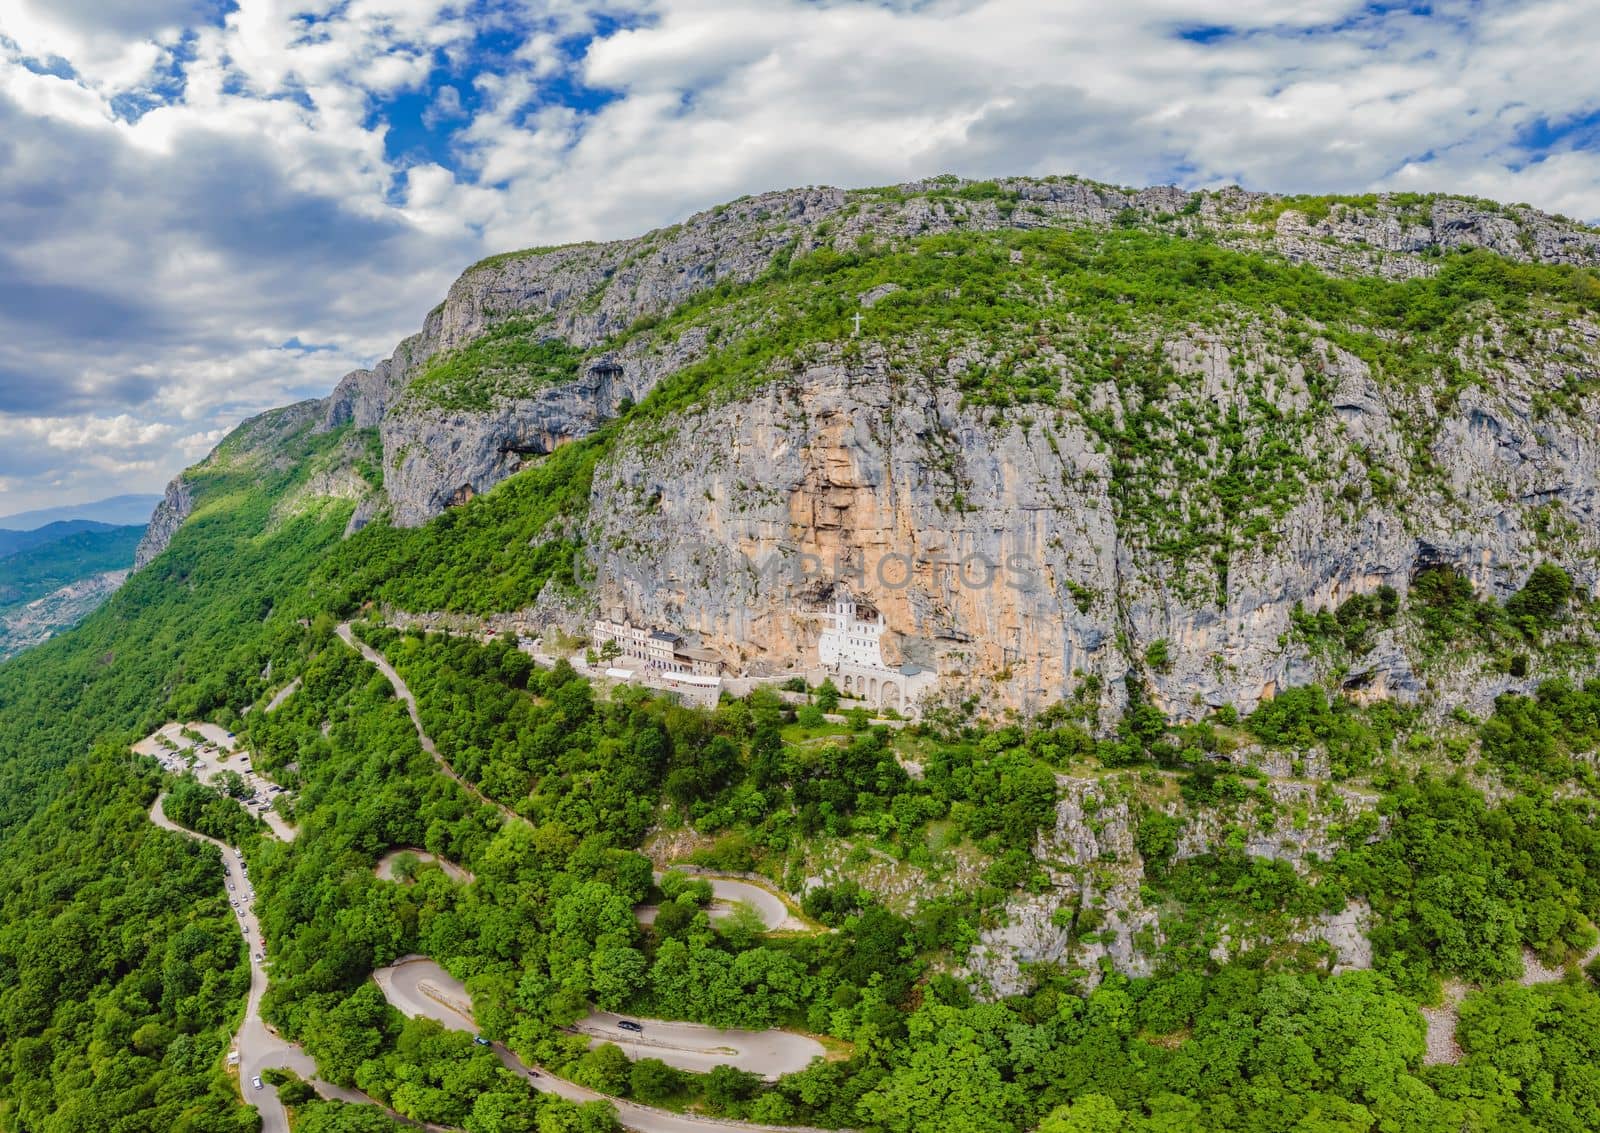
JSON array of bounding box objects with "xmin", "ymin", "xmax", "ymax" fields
[
  {"xmin": 133, "ymin": 477, "xmax": 193, "ymax": 570},
  {"xmin": 145, "ymin": 177, "xmax": 1600, "ymax": 722}
]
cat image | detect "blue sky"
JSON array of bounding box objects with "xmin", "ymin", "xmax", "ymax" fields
[{"xmin": 1, "ymin": 0, "xmax": 1598, "ymax": 512}]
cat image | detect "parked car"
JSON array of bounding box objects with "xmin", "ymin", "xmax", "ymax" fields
[
  {"xmin": 617, "ymin": 1020, "xmax": 643, "ymax": 1033},
  {"xmin": 473, "ymin": 1036, "xmax": 491, "ymax": 1046}
]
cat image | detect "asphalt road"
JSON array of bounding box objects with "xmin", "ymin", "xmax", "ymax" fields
[
  {"xmin": 576, "ymin": 1010, "xmax": 824, "ymax": 1080},
  {"xmin": 265, "ymin": 677, "xmax": 301, "ymax": 712},
  {"xmin": 374, "ymin": 957, "xmax": 833, "ymax": 1133},
  {"xmin": 148, "ymin": 795, "xmax": 365, "ymax": 1133},
  {"xmin": 636, "ymin": 874, "xmax": 798, "ymax": 932}
]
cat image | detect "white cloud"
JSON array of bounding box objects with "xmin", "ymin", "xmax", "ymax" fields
[
  {"xmin": 422, "ymin": 83, "xmax": 465, "ymax": 128},
  {"xmin": 1, "ymin": 0, "xmax": 1599, "ymax": 514},
  {"xmin": 19, "ymin": 413, "xmax": 177, "ymax": 452}
]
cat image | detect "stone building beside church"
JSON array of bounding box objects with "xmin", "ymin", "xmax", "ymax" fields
[{"xmin": 591, "ymin": 613, "xmax": 723, "ymax": 677}]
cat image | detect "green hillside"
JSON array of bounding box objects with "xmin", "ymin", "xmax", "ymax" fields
[
  {"xmin": 0, "ymin": 524, "xmax": 145, "ymax": 609},
  {"xmin": 4, "ymin": 187, "xmax": 1600, "ymax": 1133}
]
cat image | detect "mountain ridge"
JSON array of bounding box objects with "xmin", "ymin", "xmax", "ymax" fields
[
  {"xmin": 0, "ymin": 518, "xmax": 125, "ymax": 559},
  {"xmin": 144, "ymin": 175, "xmax": 1600, "ymax": 548},
  {"xmin": 6, "ymin": 174, "xmax": 1600, "ymax": 1133},
  {"xmin": 0, "ymin": 492, "xmax": 161, "ymax": 530},
  {"xmin": 136, "ymin": 174, "xmax": 1600, "ymax": 725}
]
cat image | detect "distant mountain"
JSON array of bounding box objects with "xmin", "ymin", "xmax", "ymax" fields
[
  {"xmin": 0, "ymin": 519, "xmax": 125, "ymax": 559},
  {"xmin": 0, "ymin": 525, "xmax": 145, "ymax": 609},
  {"xmin": 0, "ymin": 493, "xmax": 161, "ymax": 531}
]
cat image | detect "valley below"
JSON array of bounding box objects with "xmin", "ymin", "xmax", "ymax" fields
[{"xmin": 6, "ymin": 178, "xmax": 1600, "ymax": 1133}]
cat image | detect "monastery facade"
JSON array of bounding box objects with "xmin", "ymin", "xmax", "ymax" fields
[{"xmin": 811, "ymin": 589, "xmax": 936, "ymax": 718}]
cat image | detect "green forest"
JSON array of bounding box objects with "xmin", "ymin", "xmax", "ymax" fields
[
  {"xmin": 5, "ymin": 431, "xmax": 1600, "ymax": 1132},
  {"xmin": 0, "ymin": 524, "xmax": 144, "ymax": 610},
  {"xmin": 4, "ymin": 196, "xmax": 1600, "ymax": 1133}
]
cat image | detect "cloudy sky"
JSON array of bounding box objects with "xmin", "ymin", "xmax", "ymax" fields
[{"xmin": 2, "ymin": 0, "xmax": 1598, "ymax": 513}]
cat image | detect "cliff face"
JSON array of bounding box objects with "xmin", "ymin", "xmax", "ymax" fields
[
  {"xmin": 963, "ymin": 772, "xmax": 1379, "ymax": 998},
  {"xmin": 141, "ymin": 175, "xmax": 1600, "ymax": 718},
  {"xmin": 576, "ymin": 316, "xmax": 1600, "ymax": 720},
  {"xmin": 133, "ymin": 477, "xmax": 193, "ymax": 569},
  {"xmin": 581, "ymin": 352, "xmax": 1120, "ymax": 704}
]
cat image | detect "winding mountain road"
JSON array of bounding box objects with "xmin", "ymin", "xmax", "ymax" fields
[
  {"xmin": 374, "ymin": 957, "xmax": 835, "ymax": 1133},
  {"xmin": 341, "ymin": 623, "xmax": 817, "ymax": 935},
  {"xmin": 143, "ymin": 639, "xmax": 833, "ymax": 1133},
  {"xmin": 345, "ymin": 627, "xmax": 841, "ymax": 1127},
  {"xmin": 336, "ymin": 623, "xmax": 517, "ymax": 821},
  {"xmin": 574, "ymin": 1010, "xmax": 823, "ymax": 1080},
  {"xmin": 148, "ymin": 794, "xmax": 365, "ymax": 1133},
  {"xmin": 135, "ymin": 722, "xmax": 298, "ymax": 841},
  {"xmin": 637, "ymin": 874, "xmax": 799, "ymax": 933}
]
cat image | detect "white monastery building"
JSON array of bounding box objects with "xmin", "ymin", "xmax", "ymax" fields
[{"xmin": 812, "ymin": 588, "xmax": 936, "ymax": 717}]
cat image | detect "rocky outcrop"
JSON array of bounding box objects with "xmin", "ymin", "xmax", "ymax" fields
[
  {"xmin": 966, "ymin": 774, "xmax": 1380, "ymax": 997},
  {"xmin": 381, "ymin": 349, "xmax": 668, "ymax": 526},
  {"xmin": 133, "ymin": 477, "xmax": 193, "ymax": 570},
  {"xmin": 1173, "ymin": 781, "xmax": 1384, "ymax": 866},
  {"xmin": 145, "ymin": 176, "xmax": 1600, "ymax": 719},
  {"xmin": 262, "ymin": 177, "xmax": 1600, "ymax": 718},
  {"xmin": 966, "ymin": 778, "xmax": 1155, "ymax": 997}
]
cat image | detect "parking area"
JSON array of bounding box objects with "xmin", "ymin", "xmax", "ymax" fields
[{"xmin": 133, "ymin": 722, "xmax": 297, "ymax": 842}]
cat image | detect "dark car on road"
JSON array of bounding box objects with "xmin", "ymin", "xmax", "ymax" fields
[{"xmin": 617, "ymin": 1019, "xmax": 643, "ymax": 1033}]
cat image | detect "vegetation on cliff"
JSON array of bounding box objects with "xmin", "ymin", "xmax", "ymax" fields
[{"xmin": 5, "ymin": 183, "xmax": 1600, "ymax": 1133}]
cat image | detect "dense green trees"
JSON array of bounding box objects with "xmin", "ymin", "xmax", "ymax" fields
[
  {"xmin": 1451, "ymin": 980, "xmax": 1600, "ymax": 1133},
  {"xmin": 0, "ymin": 755, "xmax": 254, "ymax": 1132},
  {"xmin": 1336, "ymin": 776, "xmax": 1600, "ymax": 992},
  {"xmin": 162, "ymin": 777, "xmax": 262, "ymax": 846},
  {"xmin": 5, "ymin": 200, "xmax": 1600, "ymax": 1133},
  {"xmin": 1479, "ymin": 678, "xmax": 1600, "ymax": 782},
  {"xmin": 9, "ymin": 546, "xmax": 1600, "ymax": 1133},
  {"xmin": 315, "ymin": 438, "xmax": 599, "ymax": 617},
  {"xmin": 851, "ymin": 970, "xmax": 1439, "ymax": 1133}
]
